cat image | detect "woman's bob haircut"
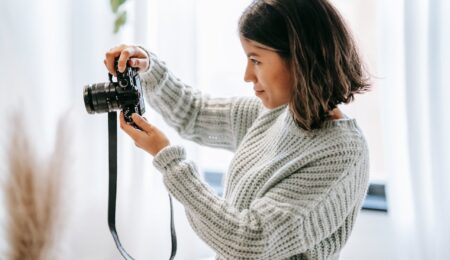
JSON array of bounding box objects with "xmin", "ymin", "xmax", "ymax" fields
[{"xmin": 239, "ymin": 0, "xmax": 370, "ymax": 130}]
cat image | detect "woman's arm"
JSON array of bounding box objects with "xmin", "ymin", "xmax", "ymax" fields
[
  {"xmin": 140, "ymin": 52, "xmax": 262, "ymax": 151},
  {"xmin": 153, "ymin": 144, "xmax": 369, "ymax": 259}
]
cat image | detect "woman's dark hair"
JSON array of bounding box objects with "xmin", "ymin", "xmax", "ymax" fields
[{"xmin": 239, "ymin": 0, "xmax": 370, "ymax": 130}]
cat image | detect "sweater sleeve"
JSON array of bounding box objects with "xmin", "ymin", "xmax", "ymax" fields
[
  {"xmin": 153, "ymin": 144, "xmax": 369, "ymax": 259},
  {"xmin": 139, "ymin": 52, "xmax": 262, "ymax": 151}
]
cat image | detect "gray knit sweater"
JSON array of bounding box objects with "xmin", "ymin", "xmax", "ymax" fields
[{"xmin": 140, "ymin": 54, "xmax": 370, "ymax": 260}]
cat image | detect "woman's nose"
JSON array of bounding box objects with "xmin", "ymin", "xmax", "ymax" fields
[{"xmin": 244, "ymin": 63, "xmax": 256, "ymax": 83}]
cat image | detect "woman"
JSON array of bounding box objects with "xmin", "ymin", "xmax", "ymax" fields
[{"xmin": 104, "ymin": 0, "xmax": 370, "ymax": 259}]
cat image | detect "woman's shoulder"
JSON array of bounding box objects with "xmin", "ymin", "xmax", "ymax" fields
[
  {"xmin": 314, "ymin": 118, "xmax": 369, "ymax": 163},
  {"xmin": 283, "ymin": 111, "xmax": 368, "ymax": 156}
]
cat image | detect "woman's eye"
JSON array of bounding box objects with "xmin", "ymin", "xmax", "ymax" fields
[{"xmin": 250, "ymin": 59, "xmax": 261, "ymax": 65}]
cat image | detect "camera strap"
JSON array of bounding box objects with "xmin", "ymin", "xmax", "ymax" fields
[
  {"xmin": 108, "ymin": 112, "xmax": 177, "ymax": 260},
  {"xmin": 108, "ymin": 112, "xmax": 133, "ymax": 259}
]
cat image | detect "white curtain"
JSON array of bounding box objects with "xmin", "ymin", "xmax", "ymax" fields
[
  {"xmin": 379, "ymin": 0, "xmax": 450, "ymax": 259},
  {"xmin": 0, "ymin": 0, "xmax": 214, "ymax": 259}
]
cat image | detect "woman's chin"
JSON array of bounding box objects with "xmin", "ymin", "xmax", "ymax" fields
[{"xmin": 261, "ymin": 100, "xmax": 289, "ymax": 110}]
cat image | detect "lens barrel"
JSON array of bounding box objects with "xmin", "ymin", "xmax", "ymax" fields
[{"xmin": 83, "ymin": 82, "xmax": 120, "ymax": 114}]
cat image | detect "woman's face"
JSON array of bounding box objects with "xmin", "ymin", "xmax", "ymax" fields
[{"xmin": 240, "ymin": 36, "xmax": 294, "ymax": 109}]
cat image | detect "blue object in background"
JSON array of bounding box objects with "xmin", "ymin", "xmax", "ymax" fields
[{"xmin": 203, "ymin": 171, "xmax": 224, "ymax": 197}]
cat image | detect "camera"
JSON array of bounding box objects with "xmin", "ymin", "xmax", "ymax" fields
[{"xmin": 83, "ymin": 59, "xmax": 145, "ymax": 127}]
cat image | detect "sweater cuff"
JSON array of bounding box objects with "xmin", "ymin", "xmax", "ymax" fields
[
  {"xmin": 138, "ymin": 49, "xmax": 168, "ymax": 93},
  {"xmin": 153, "ymin": 145, "xmax": 186, "ymax": 172}
]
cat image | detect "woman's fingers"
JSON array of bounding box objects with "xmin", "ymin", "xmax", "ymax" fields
[
  {"xmin": 119, "ymin": 112, "xmax": 141, "ymax": 140},
  {"xmin": 104, "ymin": 44, "xmax": 126, "ymax": 76},
  {"xmin": 104, "ymin": 44, "xmax": 149, "ymax": 75},
  {"xmin": 128, "ymin": 58, "xmax": 150, "ymax": 72},
  {"xmin": 117, "ymin": 47, "xmax": 139, "ymax": 73},
  {"xmin": 119, "ymin": 113, "xmax": 153, "ymax": 137},
  {"xmin": 119, "ymin": 112, "xmax": 170, "ymax": 156},
  {"xmin": 131, "ymin": 113, "xmax": 154, "ymax": 133}
]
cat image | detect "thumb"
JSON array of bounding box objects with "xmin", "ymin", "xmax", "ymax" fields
[{"xmin": 131, "ymin": 113, "xmax": 153, "ymax": 132}]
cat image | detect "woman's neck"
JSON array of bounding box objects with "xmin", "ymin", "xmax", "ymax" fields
[{"xmin": 328, "ymin": 108, "xmax": 344, "ymax": 120}]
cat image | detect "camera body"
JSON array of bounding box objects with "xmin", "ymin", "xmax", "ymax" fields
[{"xmin": 84, "ymin": 60, "xmax": 145, "ymax": 126}]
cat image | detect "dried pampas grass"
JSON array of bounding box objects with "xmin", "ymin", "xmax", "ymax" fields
[{"xmin": 4, "ymin": 116, "xmax": 68, "ymax": 260}]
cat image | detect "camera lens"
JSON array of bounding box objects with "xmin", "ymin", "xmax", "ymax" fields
[
  {"xmin": 83, "ymin": 82, "xmax": 120, "ymax": 114},
  {"xmin": 83, "ymin": 85, "xmax": 95, "ymax": 113}
]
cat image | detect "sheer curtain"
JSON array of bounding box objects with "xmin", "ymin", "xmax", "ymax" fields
[
  {"xmin": 379, "ymin": 0, "xmax": 450, "ymax": 259},
  {"xmin": 0, "ymin": 0, "xmax": 213, "ymax": 259}
]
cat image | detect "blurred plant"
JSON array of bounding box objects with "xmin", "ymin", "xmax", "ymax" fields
[
  {"xmin": 4, "ymin": 116, "xmax": 67, "ymax": 260},
  {"xmin": 111, "ymin": 0, "xmax": 128, "ymax": 34}
]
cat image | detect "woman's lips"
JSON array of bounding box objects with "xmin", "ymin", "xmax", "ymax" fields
[{"xmin": 253, "ymin": 87, "xmax": 264, "ymax": 94}]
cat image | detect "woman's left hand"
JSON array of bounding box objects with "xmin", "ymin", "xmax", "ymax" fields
[{"xmin": 119, "ymin": 112, "xmax": 170, "ymax": 156}]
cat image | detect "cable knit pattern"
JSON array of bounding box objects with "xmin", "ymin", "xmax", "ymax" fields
[{"xmin": 141, "ymin": 53, "xmax": 370, "ymax": 260}]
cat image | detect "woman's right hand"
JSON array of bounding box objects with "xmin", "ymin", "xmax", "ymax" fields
[{"xmin": 104, "ymin": 44, "xmax": 150, "ymax": 76}]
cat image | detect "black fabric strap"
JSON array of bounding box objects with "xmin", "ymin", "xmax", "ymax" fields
[
  {"xmin": 108, "ymin": 112, "xmax": 134, "ymax": 260},
  {"xmin": 108, "ymin": 112, "xmax": 177, "ymax": 260},
  {"xmin": 169, "ymin": 193, "xmax": 177, "ymax": 260}
]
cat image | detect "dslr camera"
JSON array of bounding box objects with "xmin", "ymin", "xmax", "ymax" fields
[{"xmin": 83, "ymin": 59, "xmax": 145, "ymax": 127}]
